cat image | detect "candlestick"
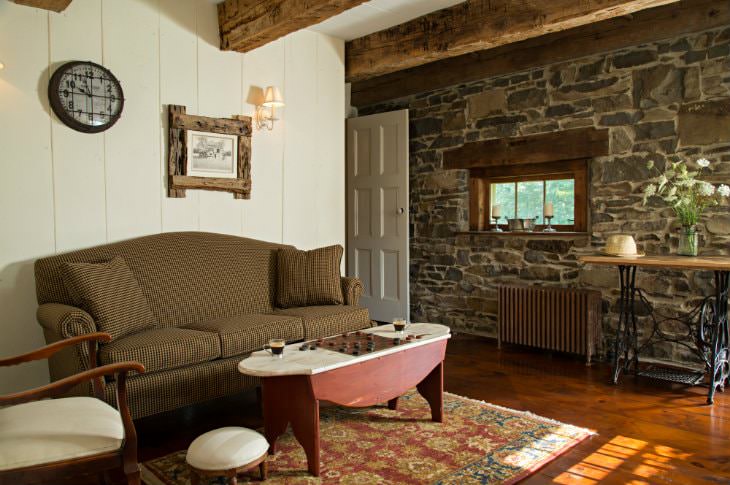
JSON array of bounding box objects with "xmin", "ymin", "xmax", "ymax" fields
[
  {"xmin": 492, "ymin": 204, "xmax": 502, "ymax": 218},
  {"xmin": 543, "ymin": 215, "xmax": 556, "ymax": 232}
]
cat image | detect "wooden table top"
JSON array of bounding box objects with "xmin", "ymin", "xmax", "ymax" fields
[{"xmin": 579, "ymin": 254, "xmax": 730, "ymax": 271}]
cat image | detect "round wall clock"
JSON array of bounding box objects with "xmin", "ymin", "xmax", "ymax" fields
[{"xmin": 48, "ymin": 61, "xmax": 124, "ymax": 133}]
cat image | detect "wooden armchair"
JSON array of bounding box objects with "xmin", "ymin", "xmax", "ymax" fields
[{"xmin": 0, "ymin": 332, "xmax": 145, "ymax": 485}]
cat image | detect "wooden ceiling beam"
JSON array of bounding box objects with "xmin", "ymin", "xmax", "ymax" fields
[
  {"xmin": 13, "ymin": 0, "xmax": 71, "ymax": 12},
  {"xmin": 346, "ymin": 0, "xmax": 681, "ymax": 83},
  {"xmin": 443, "ymin": 128, "xmax": 608, "ymax": 170},
  {"xmin": 351, "ymin": 0, "xmax": 730, "ymax": 107},
  {"xmin": 219, "ymin": 0, "xmax": 369, "ymax": 52}
]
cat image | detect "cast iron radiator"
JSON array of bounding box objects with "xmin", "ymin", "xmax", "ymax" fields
[{"xmin": 498, "ymin": 285, "xmax": 602, "ymax": 363}]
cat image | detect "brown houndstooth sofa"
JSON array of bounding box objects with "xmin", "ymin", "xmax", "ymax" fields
[{"xmin": 34, "ymin": 232, "xmax": 369, "ymax": 419}]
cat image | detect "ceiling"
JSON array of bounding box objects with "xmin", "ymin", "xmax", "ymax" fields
[{"xmin": 310, "ymin": 0, "xmax": 465, "ymax": 40}]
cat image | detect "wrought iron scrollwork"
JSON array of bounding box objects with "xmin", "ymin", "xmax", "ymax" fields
[
  {"xmin": 611, "ymin": 266, "xmax": 730, "ymax": 405},
  {"xmin": 703, "ymin": 271, "xmax": 730, "ymax": 404}
]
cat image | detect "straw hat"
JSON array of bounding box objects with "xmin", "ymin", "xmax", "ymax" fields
[{"xmin": 601, "ymin": 234, "xmax": 644, "ymax": 257}]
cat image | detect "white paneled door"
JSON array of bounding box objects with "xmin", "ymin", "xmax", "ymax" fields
[{"xmin": 346, "ymin": 110, "xmax": 409, "ymax": 323}]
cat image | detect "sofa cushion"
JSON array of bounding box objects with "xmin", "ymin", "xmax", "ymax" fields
[
  {"xmin": 184, "ymin": 314, "xmax": 304, "ymax": 358},
  {"xmin": 275, "ymin": 305, "xmax": 371, "ymax": 339},
  {"xmin": 61, "ymin": 257, "xmax": 156, "ymax": 340},
  {"xmin": 0, "ymin": 397, "xmax": 123, "ymax": 471},
  {"xmin": 99, "ymin": 328, "xmax": 221, "ymax": 374},
  {"xmin": 276, "ymin": 246, "xmax": 344, "ymax": 308}
]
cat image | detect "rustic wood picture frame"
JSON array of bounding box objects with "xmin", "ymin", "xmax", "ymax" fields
[{"xmin": 167, "ymin": 104, "xmax": 252, "ymax": 199}]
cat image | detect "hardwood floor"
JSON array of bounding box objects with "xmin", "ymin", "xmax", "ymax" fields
[
  {"xmin": 443, "ymin": 335, "xmax": 729, "ymax": 484},
  {"xmin": 124, "ymin": 334, "xmax": 728, "ymax": 483}
]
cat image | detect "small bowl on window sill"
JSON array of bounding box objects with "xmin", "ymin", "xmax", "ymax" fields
[{"xmin": 506, "ymin": 218, "xmax": 538, "ymax": 232}]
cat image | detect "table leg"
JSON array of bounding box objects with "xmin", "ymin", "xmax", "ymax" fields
[
  {"xmin": 629, "ymin": 268, "xmax": 640, "ymax": 373},
  {"xmin": 613, "ymin": 265, "xmax": 638, "ymax": 384},
  {"xmin": 261, "ymin": 376, "xmax": 321, "ymax": 476},
  {"xmin": 707, "ymin": 271, "xmax": 730, "ymax": 405},
  {"xmin": 291, "ymin": 399, "xmax": 320, "ymax": 476},
  {"xmin": 416, "ymin": 361, "xmax": 444, "ymax": 422}
]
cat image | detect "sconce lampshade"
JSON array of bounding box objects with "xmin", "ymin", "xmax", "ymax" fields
[{"xmin": 262, "ymin": 86, "xmax": 284, "ymax": 108}]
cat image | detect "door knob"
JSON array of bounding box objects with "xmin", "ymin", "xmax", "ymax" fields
[{"xmin": 397, "ymin": 208, "xmax": 405, "ymax": 215}]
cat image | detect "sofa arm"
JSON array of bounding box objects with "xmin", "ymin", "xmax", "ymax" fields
[
  {"xmin": 341, "ymin": 277, "xmax": 364, "ymax": 306},
  {"xmin": 38, "ymin": 303, "xmax": 97, "ymax": 338},
  {"xmin": 37, "ymin": 303, "xmax": 98, "ymax": 383}
]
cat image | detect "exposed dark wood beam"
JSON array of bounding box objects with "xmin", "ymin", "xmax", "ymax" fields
[
  {"xmin": 443, "ymin": 128, "xmax": 609, "ymax": 170},
  {"xmin": 219, "ymin": 0, "xmax": 369, "ymax": 52},
  {"xmin": 13, "ymin": 0, "xmax": 71, "ymax": 12},
  {"xmin": 351, "ymin": 0, "xmax": 730, "ymax": 107},
  {"xmin": 346, "ymin": 0, "xmax": 679, "ymax": 83}
]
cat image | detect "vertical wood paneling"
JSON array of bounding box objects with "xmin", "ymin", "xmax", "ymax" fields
[
  {"xmin": 283, "ymin": 30, "xmax": 319, "ymax": 249},
  {"xmin": 196, "ymin": 1, "xmax": 242, "ymax": 235},
  {"xmin": 315, "ymin": 33, "xmax": 346, "ymax": 251},
  {"xmin": 102, "ymin": 0, "xmax": 162, "ymax": 241},
  {"xmin": 0, "ymin": 2, "xmax": 55, "ymax": 392},
  {"xmin": 0, "ymin": 0, "xmax": 345, "ymax": 394},
  {"xmin": 159, "ymin": 0, "xmax": 199, "ymax": 232},
  {"xmin": 49, "ymin": 0, "xmax": 107, "ymax": 252},
  {"xmin": 240, "ymin": 41, "xmax": 285, "ymax": 243}
]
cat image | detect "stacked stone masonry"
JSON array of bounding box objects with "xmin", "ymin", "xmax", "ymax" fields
[{"xmin": 359, "ymin": 27, "xmax": 730, "ymax": 364}]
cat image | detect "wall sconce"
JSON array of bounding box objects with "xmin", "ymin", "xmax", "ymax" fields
[
  {"xmin": 0, "ymin": 61, "xmax": 5, "ymax": 70},
  {"xmin": 256, "ymin": 86, "xmax": 284, "ymax": 130}
]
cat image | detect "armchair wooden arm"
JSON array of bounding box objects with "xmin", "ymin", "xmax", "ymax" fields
[
  {"xmin": 0, "ymin": 332, "xmax": 111, "ymax": 400},
  {"xmin": 0, "ymin": 361, "xmax": 145, "ymax": 406},
  {"xmin": 0, "ymin": 332, "xmax": 111, "ymax": 367},
  {"xmin": 0, "ymin": 337, "xmax": 145, "ymax": 485}
]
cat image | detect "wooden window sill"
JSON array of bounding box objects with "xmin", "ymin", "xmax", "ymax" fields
[{"xmin": 455, "ymin": 231, "xmax": 589, "ymax": 238}]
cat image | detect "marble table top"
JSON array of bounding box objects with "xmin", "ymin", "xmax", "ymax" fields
[{"xmin": 238, "ymin": 323, "xmax": 451, "ymax": 377}]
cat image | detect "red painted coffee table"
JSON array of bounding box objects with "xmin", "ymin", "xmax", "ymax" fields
[{"xmin": 238, "ymin": 323, "xmax": 451, "ymax": 476}]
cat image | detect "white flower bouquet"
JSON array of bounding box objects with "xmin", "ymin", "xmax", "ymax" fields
[{"xmin": 642, "ymin": 158, "xmax": 729, "ymax": 228}]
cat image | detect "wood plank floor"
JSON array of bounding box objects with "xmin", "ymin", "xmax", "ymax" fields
[{"xmin": 126, "ymin": 334, "xmax": 729, "ymax": 484}]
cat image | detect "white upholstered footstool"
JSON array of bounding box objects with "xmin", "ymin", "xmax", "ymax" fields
[{"xmin": 186, "ymin": 427, "xmax": 269, "ymax": 484}]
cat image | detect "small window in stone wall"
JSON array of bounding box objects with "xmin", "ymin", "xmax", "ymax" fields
[
  {"xmin": 491, "ymin": 178, "xmax": 575, "ymax": 224},
  {"xmin": 470, "ymin": 159, "xmax": 588, "ymax": 232}
]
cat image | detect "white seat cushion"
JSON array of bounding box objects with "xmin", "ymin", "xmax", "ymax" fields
[
  {"xmin": 186, "ymin": 427, "xmax": 268, "ymax": 471},
  {"xmin": 0, "ymin": 396, "xmax": 124, "ymax": 471}
]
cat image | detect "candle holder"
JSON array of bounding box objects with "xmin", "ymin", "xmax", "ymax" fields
[
  {"xmin": 543, "ymin": 216, "xmax": 556, "ymax": 232},
  {"xmin": 491, "ymin": 216, "xmax": 503, "ymax": 232}
]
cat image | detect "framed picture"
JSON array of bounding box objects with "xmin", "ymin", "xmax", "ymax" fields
[
  {"xmin": 167, "ymin": 105, "xmax": 252, "ymax": 199},
  {"xmin": 186, "ymin": 130, "xmax": 238, "ymax": 179}
]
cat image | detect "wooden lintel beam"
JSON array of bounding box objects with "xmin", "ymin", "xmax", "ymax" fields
[
  {"xmin": 219, "ymin": 0, "xmax": 369, "ymax": 52},
  {"xmin": 346, "ymin": 0, "xmax": 681, "ymax": 83},
  {"xmin": 13, "ymin": 0, "xmax": 71, "ymax": 12},
  {"xmin": 443, "ymin": 128, "xmax": 609, "ymax": 170},
  {"xmin": 351, "ymin": 0, "xmax": 730, "ymax": 107}
]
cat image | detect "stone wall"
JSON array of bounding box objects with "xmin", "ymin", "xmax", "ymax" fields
[{"xmin": 359, "ymin": 27, "xmax": 730, "ymax": 364}]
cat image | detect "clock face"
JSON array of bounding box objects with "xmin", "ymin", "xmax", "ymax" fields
[{"xmin": 48, "ymin": 61, "xmax": 124, "ymax": 133}]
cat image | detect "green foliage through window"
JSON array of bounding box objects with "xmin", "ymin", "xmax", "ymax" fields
[{"xmin": 491, "ymin": 178, "xmax": 575, "ymax": 225}]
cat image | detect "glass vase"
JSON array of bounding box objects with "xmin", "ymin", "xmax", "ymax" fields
[{"xmin": 677, "ymin": 226, "xmax": 699, "ymax": 256}]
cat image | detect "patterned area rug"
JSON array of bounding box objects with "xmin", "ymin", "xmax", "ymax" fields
[{"xmin": 141, "ymin": 391, "xmax": 593, "ymax": 485}]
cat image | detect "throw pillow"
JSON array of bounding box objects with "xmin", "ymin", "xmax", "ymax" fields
[
  {"xmin": 277, "ymin": 245, "xmax": 344, "ymax": 308},
  {"xmin": 61, "ymin": 256, "xmax": 157, "ymax": 340}
]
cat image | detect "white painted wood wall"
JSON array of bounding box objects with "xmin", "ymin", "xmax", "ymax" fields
[{"xmin": 0, "ymin": 0, "xmax": 345, "ymax": 393}]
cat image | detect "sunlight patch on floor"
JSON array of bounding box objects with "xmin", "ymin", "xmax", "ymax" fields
[{"xmin": 552, "ymin": 435, "xmax": 691, "ymax": 483}]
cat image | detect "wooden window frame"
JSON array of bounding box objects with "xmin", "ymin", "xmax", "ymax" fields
[{"xmin": 469, "ymin": 159, "xmax": 588, "ymax": 232}]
